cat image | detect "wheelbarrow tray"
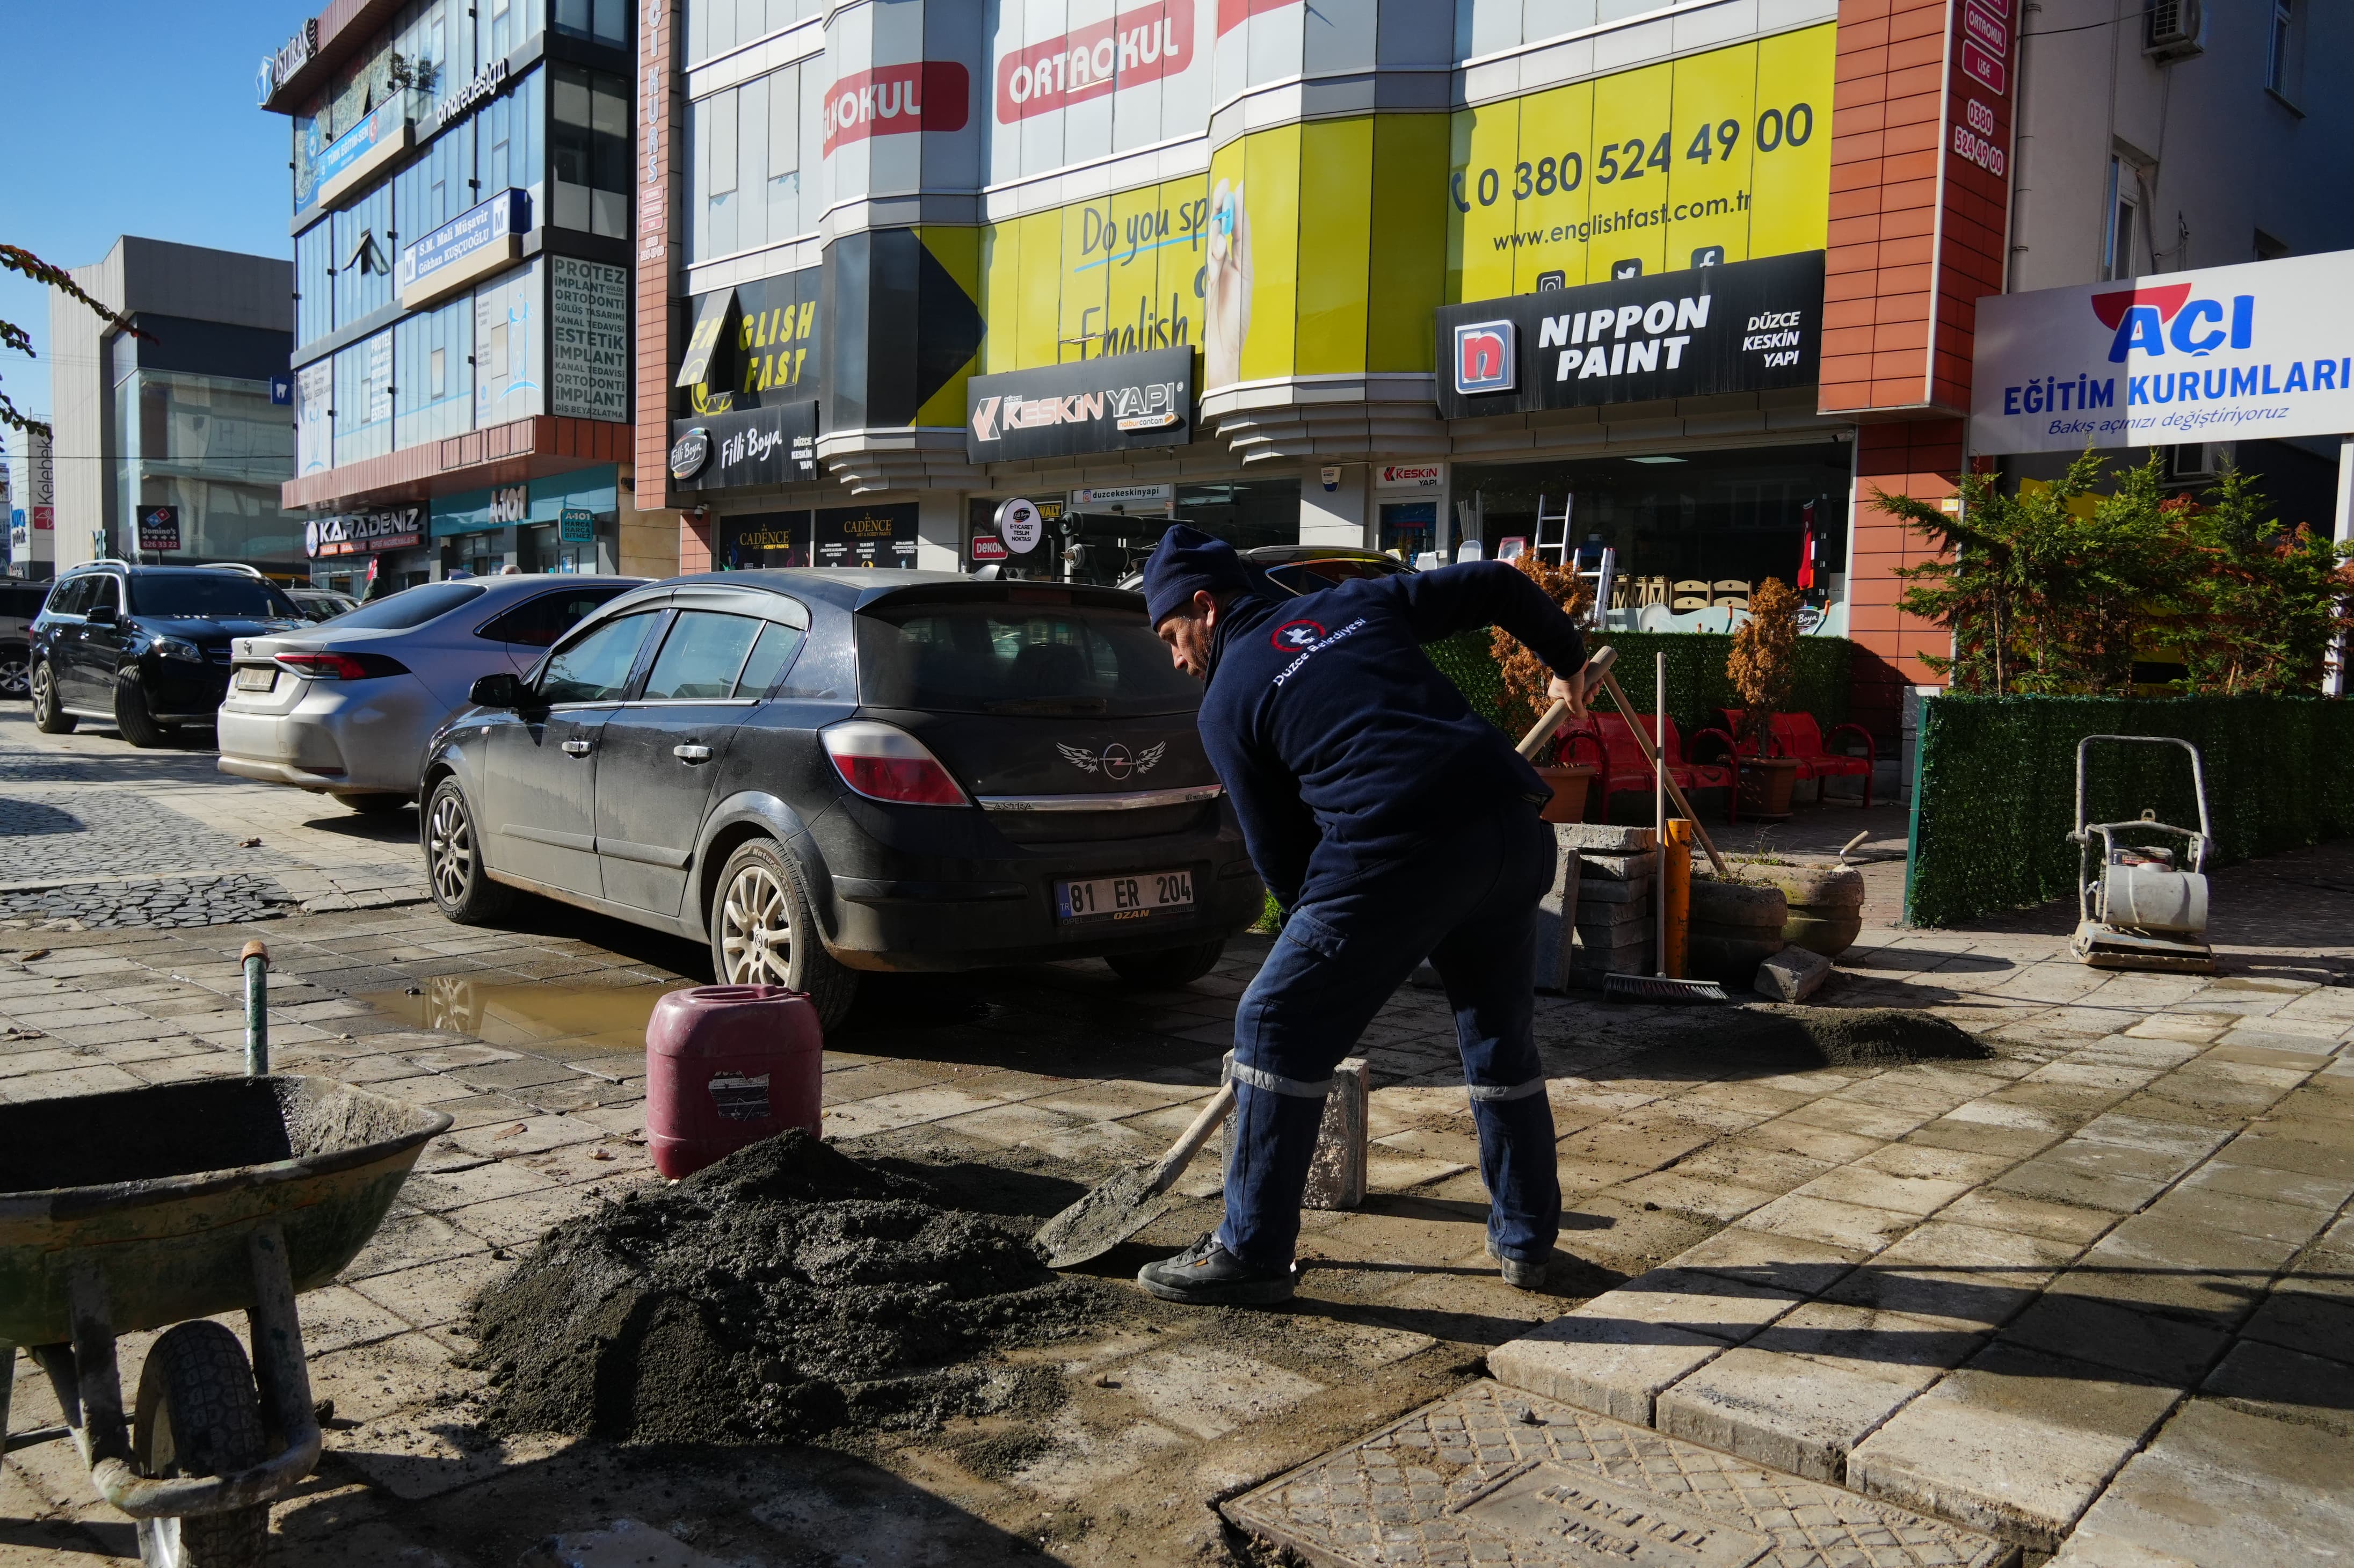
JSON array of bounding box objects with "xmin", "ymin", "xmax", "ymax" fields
[{"xmin": 0, "ymin": 1074, "xmax": 452, "ymax": 1346}]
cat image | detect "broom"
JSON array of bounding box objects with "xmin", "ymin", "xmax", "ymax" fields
[{"xmin": 1604, "ymin": 650, "xmax": 1728, "ymax": 1003}]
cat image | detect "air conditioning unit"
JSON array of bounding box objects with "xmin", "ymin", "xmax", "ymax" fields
[{"xmin": 2145, "ymin": 0, "xmax": 2205, "ymax": 62}]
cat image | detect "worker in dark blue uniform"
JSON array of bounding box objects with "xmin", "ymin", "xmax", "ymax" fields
[{"xmin": 1135, "ymin": 525, "xmax": 1591, "ymax": 1306}]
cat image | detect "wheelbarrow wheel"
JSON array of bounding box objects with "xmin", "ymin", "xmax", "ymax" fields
[{"xmin": 132, "ymin": 1322, "xmax": 270, "ymax": 1568}]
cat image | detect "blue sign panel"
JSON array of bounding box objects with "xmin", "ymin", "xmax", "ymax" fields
[
  {"xmin": 316, "ymin": 98, "xmax": 403, "ymax": 191},
  {"xmin": 397, "ymin": 189, "xmax": 531, "ymax": 299},
  {"xmin": 270, "ymin": 374, "xmax": 294, "ymax": 406}
]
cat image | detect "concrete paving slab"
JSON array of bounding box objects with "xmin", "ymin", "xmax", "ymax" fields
[
  {"xmin": 1847, "ymin": 1342, "xmax": 2183, "ymax": 1552},
  {"xmin": 1110, "ymin": 1346, "xmax": 1325, "ymax": 1440},
  {"xmin": 1667, "ymin": 1224, "xmax": 1865, "ymax": 1295},
  {"xmin": 2141, "ymin": 1180, "xmax": 2335, "ymax": 1247},
  {"xmin": 2056, "ymin": 1398, "xmax": 2354, "ymax": 1568},
  {"xmin": 2173, "ymin": 1153, "xmax": 2353, "ymax": 1211},
  {"xmin": 1786, "ymin": 1163, "xmax": 1981, "ymax": 1219},
  {"xmin": 2236, "ymin": 1282, "xmax": 2354, "ymax": 1366},
  {"xmin": 1559, "ymin": 1267, "xmax": 1811, "ymax": 1339},
  {"xmin": 1737, "ymin": 1192, "xmax": 1923, "ymax": 1253},
  {"xmin": 1226, "ymin": 1381, "xmax": 2016, "ymax": 1568},
  {"xmin": 1486, "ymin": 1312, "xmax": 1730, "ymax": 1426},
  {"xmin": 1938, "ymin": 1187, "xmax": 2124, "ymax": 1245},
  {"xmin": 1655, "ymin": 1337, "xmax": 1935, "ymax": 1484},
  {"xmin": 2199, "ymin": 1335, "xmax": 2354, "ymax": 1436},
  {"xmin": 2000, "ymin": 1290, "xmax": 2234, "ymax": 1386}
]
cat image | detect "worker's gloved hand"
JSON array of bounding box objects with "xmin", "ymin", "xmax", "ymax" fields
[{"xmin": 1546, "ymin": 671, "xmax": 1588, "ymax": 724}]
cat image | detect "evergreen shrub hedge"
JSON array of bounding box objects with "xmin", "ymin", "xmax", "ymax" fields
[{"xmin": 1428, "ymin": 629, "xmax": 1855, "ymax": 741}]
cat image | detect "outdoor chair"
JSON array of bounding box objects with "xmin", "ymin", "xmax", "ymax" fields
[
  {"xmin": 1568, "ymin": 710, "xmax": 1739, "ymax": 821},
  {"xmin": 1718, "ymin": 709, "xmax": 1877, "ymax": 807}
]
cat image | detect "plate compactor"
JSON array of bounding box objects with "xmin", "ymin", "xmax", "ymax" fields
[{"xmin": 2069, "ymin": 735, "xmax": 2217, "ymax": 974}]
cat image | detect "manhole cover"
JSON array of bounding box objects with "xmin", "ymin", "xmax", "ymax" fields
[{"xmin": 1224, "ymin": 1381, "xmax": 2016, "ymax": 1568}]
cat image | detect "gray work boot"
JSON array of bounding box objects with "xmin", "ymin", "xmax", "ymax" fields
[
  {"xmin": 1487, "ymin": 1238, "xmax": 1555, "ymax": 1290},
  {"xmin": 1138, "ymin": 1232, "xmax": 1297, "ymax": 1306}
]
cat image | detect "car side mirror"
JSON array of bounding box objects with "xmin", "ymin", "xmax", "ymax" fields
[
  {"xmin": 84, "ymin": 602, "xmax": 118, "ymax": 626},
  {"xmin": 469, "ymin": 672, "xmax": 523, "ymax": 708}
]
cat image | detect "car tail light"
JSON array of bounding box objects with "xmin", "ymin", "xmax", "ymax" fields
[
  {"xmin": 821, "ymin": 721, "xmax": 970, "ymax": 807},
  {"xmin": 272, "ymin": 650, "xmax": 410, "ymax": 680}
]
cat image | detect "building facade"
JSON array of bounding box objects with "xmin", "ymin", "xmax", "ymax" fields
[
  {"xmin": 259, "ymin": 0, "xmax": 673, "ymax": 596},
  {"xmin": 6, "ymin": 427, "xmax": 54, "ymax": 580},
  {"xmin": 43, "ymin": 238, "xmax": 304, "ymax": 578},
  {"xmin": 628, "ymin": 0, "xmax": 2348, "ymax": 743}
]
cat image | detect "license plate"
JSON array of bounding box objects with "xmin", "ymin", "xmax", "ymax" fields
[
  {"xmin": 1056, "ymin": 868, "xmax": 1195, "ymax": 924},
  {"xmin": 233, "ymin": 667, "xmax": 278, "ymax": 693}
]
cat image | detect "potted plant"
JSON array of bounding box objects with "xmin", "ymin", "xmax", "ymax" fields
[
  {"xmin": 1491, "ymin": 552, "xmax": 1597, "ymax": 822},
  {"xmin": 1727, "ymin": 577, "xmax": 1802, "ymax": 821}
]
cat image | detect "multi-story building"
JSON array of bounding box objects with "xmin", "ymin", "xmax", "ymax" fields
[
  {"xmin": 628, "ymin": 0, "xmax": 2346, "ymax": 744},
  {"xmin": 42, "ymin": 238, "xmax": 303, "ymax": 577},
  {"xmin": 5, "ymin": 427, "xmax": 54, "ymax": 580},
  {"xmin": 258, "ymin": 0, "xmax": 673, "ymax": 597}
]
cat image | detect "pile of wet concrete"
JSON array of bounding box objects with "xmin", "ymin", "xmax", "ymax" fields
[{"xmin": 466, "ymin": 1132, "xmax": 1101, "ymax": 1446}]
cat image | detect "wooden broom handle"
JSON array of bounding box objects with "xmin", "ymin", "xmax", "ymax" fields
[
  {"xmin": 1592, "ymin": 666, "xmax": 1731, "ymax": 878},
  {"xmin": 1514, "ymin": 647, "xmax": 1617, "ymax": 760}
]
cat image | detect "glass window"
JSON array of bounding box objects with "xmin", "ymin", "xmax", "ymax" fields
[
  {"xmin": 296, "ymin": 222, "xmax": 335, "ymax": 346},
  {"xmin": 479, "ymin": 67, "xmax": 546, "ymax": 208},
  {"xmin": 44, "ymin": 576, "xmax": 95, "ymax": 618},
  {"xmin": 335, "ymin": 581, "xmax": 486, "ymax": 629},
  {"xmin": 394, "ymin": 293, "xmax": 475, "ymax": 450},
  {"xmin": 551, "ymin": 64, "xmax": 631, "ymax": 237},
  {"xmin": 855, "ymin": 600, "xmax": 1202, "ymax": 716},
  {"xmin": 331, "ymin": 180, "xmax": 395, "ymax": 326},
  {"xmin": 553, "ymin": 0, "xmax": 628, "ymax": 45},
  {"xmin": 733, "ymin": 619, "xmax": 804, "ymax": 695},
  {"xmin": 394, "ymin": 116, "xmax": 476, "ymax": 242},
  {"xmin": 2268, "ymin": 0, "xmax": 2294, "ymax": 93},
  {"xmin": 643, "ymin": 611, "xmax": 762, "ymax": 699},
  {"xmin": 540, "ymin": 610, "xmax": 657, "ymax": 703},
  {"xmin": 126, "ymin": 572, "xmax": 299, "ymax": 619},
  {"xmin": 2104, "ymin": 157, "xmax": 2139, "ymax": 282},
  {"xmin": 333, "ymin": 332, "xmax": 396, "ymax": 467},
  {"xmin": 475, "ymin": 585, "xmax": 630, "ymax": 646}
]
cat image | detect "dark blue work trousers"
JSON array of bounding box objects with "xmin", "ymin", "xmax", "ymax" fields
[{"xmin": 1216, "ymin": 805, "xmax": 1561, "ymax": 1268}]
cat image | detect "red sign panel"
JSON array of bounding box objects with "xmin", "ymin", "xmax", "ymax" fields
[
  {"xmin": 970, "ymin": 534, "xmax": 1009, "ymax": 561},
  {"xmin": 1216, "ymin": 0, "xmax": 1296, "ymax": 34},
  {"xmin": 996, "ymin": 0, "xmax": 1194, "ymax": 124},
  {"xmin": 1963, "ymin": 0, "xmax": 2010, "ymax": 56},
  {"xmin": 823, "ymin": 62, "xmax": 970, "ymax": 154},
  {"xmin": 1959, "ymin": 40, "xmax": 2007, "ymax": 96}
]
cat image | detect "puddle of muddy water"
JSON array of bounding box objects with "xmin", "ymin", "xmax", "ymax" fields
[{"xmin": 357, "ymin": 976, "xmax": 695, "ymax": 1061}]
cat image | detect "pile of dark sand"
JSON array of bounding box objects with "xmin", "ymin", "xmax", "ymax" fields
[
  {"xmin": 1717, "ymin": 1003, "xmax": 1990, "ymax": 1066},
  {"xmin": 464, "ymin": 1131, "xmax": 1101, "ymax": 1445}
]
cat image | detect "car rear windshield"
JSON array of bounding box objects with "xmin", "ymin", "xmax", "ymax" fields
[
  {"xmin": 126, "ymin": 574, "xmax": 300, "ymax": 619},
  {"xmin": 328, "ymin": 582, "xmax": 489, "ymax": 631},
  {"xmin": 856, "ymin": 598, "xmax": 1200, "ymax": 717}
]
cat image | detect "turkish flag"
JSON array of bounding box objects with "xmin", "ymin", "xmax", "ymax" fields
[{"xmin": 1797, "ymin": 500, "xmax": 1817, "ymax": 590}]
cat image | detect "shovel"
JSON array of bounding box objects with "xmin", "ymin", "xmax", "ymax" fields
[{"xmin": 1033, "ymin": 1082, "xmax": 1235, "ymax": 1268}]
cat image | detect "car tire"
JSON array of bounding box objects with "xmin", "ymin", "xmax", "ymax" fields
[
  {"xmin": 31, "ymin": 662, "xmax": 75, "ymax": 733},
  {"xmin": 1106, "ymin": 938, "xmax": 1227, "ymax": 989},
  {"xmin": 709, "ymin": 838, "xmax": 856, "ymax": 1030},
  {"xmin": 0, "ymin": 645, "xmax": 28, "ymax": 700},
  {"xmin": 345, "ymin": 793, "xmax": 411, "ymax": 816},
  {"xmin": 114, "ymin": 668, "xmax": 174, "ymax": 749},
  {"xmin": 423, "ymin": 776, "xmax": 514, "ymax": 925}
]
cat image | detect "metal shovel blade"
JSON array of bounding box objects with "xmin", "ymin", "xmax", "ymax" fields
[{"xmin": 1034, "ymin": 1163, "xmax": 1179, "ymax": 1268}]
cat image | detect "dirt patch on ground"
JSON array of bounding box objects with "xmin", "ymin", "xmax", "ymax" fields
[
  {"xmin": 1717, "ymin": 1003, "xmax": 1991, "ymax": 1066},
  {"xmin": 465, "ymin": 1131, "xmax": 1105, "ymax": 1446}
]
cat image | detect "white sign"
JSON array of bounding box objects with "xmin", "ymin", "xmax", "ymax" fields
[
  {"xmin": 296, "ymin": 361, "xmax": 333, "ymax": 475},
  {"xmin": 1068, "ymin": 483, "xmax": 1172, "ymax": 509},
  {"xmin": 994, "ymin": 497, "xmax": 1044, "ymax": 554},
  {"xmin": 549, "ymin": 257, "xmax": 630, "ymax": 422},
  {"xmin": 1972, "ymin": 250, "xmax": 2354, "ymax": 454},
  {"xmin": 1374, "ymin": 463, "xmax": 1445, "ymax": 491}
]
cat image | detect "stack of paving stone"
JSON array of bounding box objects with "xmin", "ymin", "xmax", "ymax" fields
[{"xmin": 1562, "ymin": 824, "xmax": 1655, "ymax": 986}]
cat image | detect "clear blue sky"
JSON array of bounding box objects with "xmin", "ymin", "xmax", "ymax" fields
[{"xmin": 2, "ymin": 0, "xmax": 316, "ymax": 452}]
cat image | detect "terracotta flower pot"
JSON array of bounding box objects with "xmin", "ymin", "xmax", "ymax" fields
[
  {"xmin": 1535, "ymin": 764, "xmax": 1596, "ymax": 823},
  {"xmin": 1737, "ymin": 757, "xmax": 1801, "ymax": 821}
]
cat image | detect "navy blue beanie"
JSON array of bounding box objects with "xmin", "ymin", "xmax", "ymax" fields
[{"xmin": 1142, "ymin": 524, "xmax": 1249, "ymax": 628}]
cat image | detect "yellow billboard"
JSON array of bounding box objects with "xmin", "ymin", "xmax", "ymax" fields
[{"xmin": 1449, "ymin": 24, "xmax": 1835, "ymax": 301}]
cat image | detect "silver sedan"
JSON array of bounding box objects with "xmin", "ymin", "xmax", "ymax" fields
[{"xmin": 216, "ymin": 575, "xmax": 642, "ymax": 812}]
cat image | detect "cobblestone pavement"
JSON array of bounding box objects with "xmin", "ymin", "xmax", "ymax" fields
[
  {"xmin": 0, "ymin": 721, "xmax": 2348, "ymax": 1565},
  {"xmin": 0, "ymin": 709, "xmax": 427, "ymax": 931}
]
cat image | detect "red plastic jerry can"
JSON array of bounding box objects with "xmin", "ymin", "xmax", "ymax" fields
[{"xmin": 644, "ymin": 984, "xmax": 824, "ymax": 1179}]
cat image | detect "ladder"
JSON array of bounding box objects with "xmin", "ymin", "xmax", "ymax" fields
[
  {"xmin": 1575, "ymin": 546, "xmax": 1617, "ymax": 629},
  {"xmin": 1534, "ymin": 494, "xmax": 1573, "ymax": 564}
]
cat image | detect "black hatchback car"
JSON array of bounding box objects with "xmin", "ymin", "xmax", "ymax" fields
[
  {"xmin": 417, "ymin": 571, "xmax": 1262, "ymax": 1027},
  {"xmin": 32, "ymin": 563, "xmax": 305, "ymax": 746}
]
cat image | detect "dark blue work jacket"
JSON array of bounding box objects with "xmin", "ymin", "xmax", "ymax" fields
[{"xmin": 1197, "ymin": 563, "xmax": 1588, "ymax": 909}]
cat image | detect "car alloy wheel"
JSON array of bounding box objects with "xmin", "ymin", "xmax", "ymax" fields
[
  {"xmin": 0, "ymin": 650, "xmax": 27, "ymax": 698},
  {"xmin": 427, "ymin": 792, "xmax": 477, "ymax": 907},
  {"xmin": 720, "ymin": 861, "xmax": 795, "ymax": 985}
]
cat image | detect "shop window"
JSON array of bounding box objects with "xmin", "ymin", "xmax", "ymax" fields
[
  {"xmin": 1172, "ymin": 480, "xmax": 1302, "ymax": 553},
  {"xmin": 1378, "ymin": 502, "xmax": 1436, "ymax": 561},
  {"xmin": 551, "ymin": 63, "xmax": 631, "ymax": 237}
]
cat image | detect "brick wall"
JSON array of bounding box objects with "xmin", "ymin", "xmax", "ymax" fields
[
  {"xmin": 1822, "ymin": 0, "xmax": 2018, "ymax": 736},
  {"xmin": 634, "ymin": 0, "xmax": 681, "ymax": 522}
]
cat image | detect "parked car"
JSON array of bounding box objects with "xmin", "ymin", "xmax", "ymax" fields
[
  {"xmin": 288, "ymin": 587, "xmax": 361, "ymax": 622},
  {"xmin": 31, "ymin": 563, "xmax": 306, "ymax": 746},
  {"xmin": 217, "ymin": 575, "xmax": 643, "ymax": 814},
  {"xmin": 1114, "ymin": 542, "xmax": 1414, "ymax": 598},
  {"xmin": 0, "ymin": 580, "xmax": 55, "ymax": 699},
  {"xmin": 417, "ymin": 571, "xmax": 1263, "ymax": 1027}
]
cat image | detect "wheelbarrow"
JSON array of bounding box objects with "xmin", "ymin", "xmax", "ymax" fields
[{"xmin": 1, "ymin": 1068, "xmax": 449, "ymax": 1565}]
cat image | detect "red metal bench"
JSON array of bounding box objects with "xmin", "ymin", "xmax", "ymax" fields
[
  {"xmin": 1719, "ymin": 709, "xmax": 1877, "ymax": 808},
  {"xmin": 1564, "ymin": 711, "xmax": 1740, "ymax": 821}
]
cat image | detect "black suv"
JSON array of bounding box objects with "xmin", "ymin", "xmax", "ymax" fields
[
  {"xmin": 0, "ymin": 580, "xmax": 54, "ymax": 699},
  {"xmin": 32, "ymin": 564, "xmax": 304, "ymax": 746}
]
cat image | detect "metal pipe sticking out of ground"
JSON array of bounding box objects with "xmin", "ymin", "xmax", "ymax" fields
[{"xmin": 242, "ymin": 940, "xmax": 270, "ymax": 1076}]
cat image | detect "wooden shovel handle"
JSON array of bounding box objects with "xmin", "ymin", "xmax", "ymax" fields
[
  {"xmin": 1513, "ymin": 647, "xmax": 1617, "ymax": 760},
  {"xmin": 1149, "ymin": 1083, "xmax": 1237, "ymax": 1193},
  {"xmin": 1592, "ymin": 666, "xmax": 1732, "ymax": 879}
]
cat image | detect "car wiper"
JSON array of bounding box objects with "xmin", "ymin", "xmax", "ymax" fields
[{"xmin": 983, "ymin": 698, "xmax": 1109, "ymax": 716}]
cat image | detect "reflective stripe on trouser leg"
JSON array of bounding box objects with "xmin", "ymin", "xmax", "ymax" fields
[
  {"xmin": 1226, "ymin": 1055, "xmax": 1336, "ymax": 1098},
  {"xmin": 1464, "ymin": 1076, "xmax": 1546, "ymax": 1103}
]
